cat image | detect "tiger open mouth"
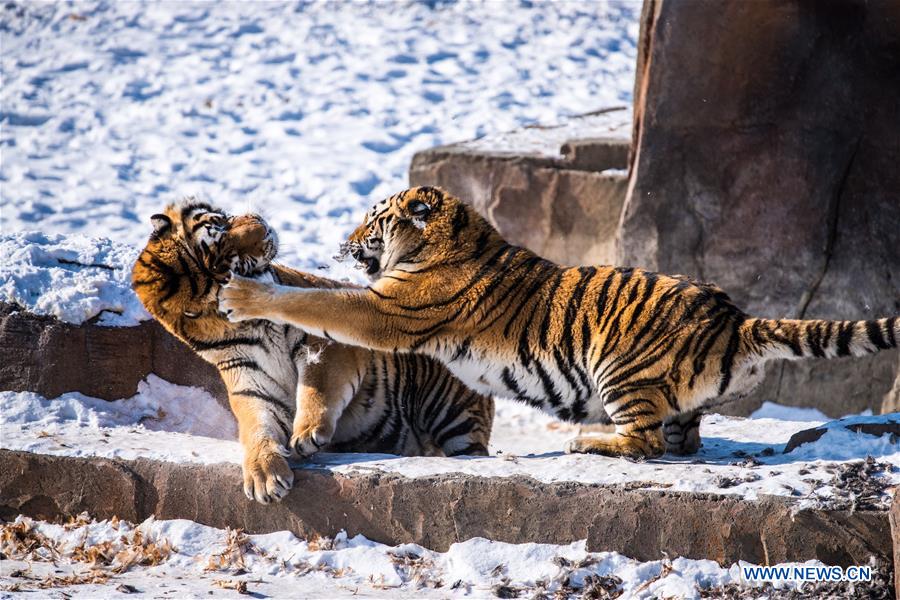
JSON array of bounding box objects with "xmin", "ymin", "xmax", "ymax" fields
[
  {"xmin": 361, "ymin": 256, "xmax": 380, "ymax": 276},
  {"xmin": 345, "ymin": 241, "xmax": 381, "ymax": 278}
]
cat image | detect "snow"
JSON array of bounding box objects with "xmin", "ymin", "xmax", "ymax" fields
[
  {"xmin": 0, "ymin": 382, "xmax": 242, "ymax": 466},
  {"xmin": 1, "ymin": 3, "xmax": 895, "ymax": 596},
  {"xmin": 2, "ymin": 383, "xmax": 897, "ymax": 509},
  {"xmin": 750, "ymin": 401, "xmax": 872, "ymax": 422},
  {"xmin": 0, "ymin": 514, "xmax": 855, "ymax": 600},
  {"xmin": 458, "ymin": 108, "xmax": 631, "ymax": 158},
  {"xmin": 782, "ymin": 413, "xmax": 898, "ymax": 462},
  {"xmin": 1, "ymin": 0, "xmax": 640, "ymax": 278},
  {"xmin": 0, "ymin": 231, "xmax": 149, "ymax": 326},
  {"xmin": 0, "ymin": 374, "xmax": 236, "ymax": 440}
]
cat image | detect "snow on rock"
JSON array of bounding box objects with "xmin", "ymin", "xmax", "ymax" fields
[
  {"xmin": 781, "ymin": 413, "xmax": 899, "ymax": 462},
  {"xmin": 0, "ymin": 1, "xmax": 639, "ymax": 276},
  {"xmin": 0, "ymin": 231, "xmax": 148, "ymax": 326},
  {"xmin": 0, "ymin": 375, "xmax": 237, "ymax": 440},
  {"xmin": 2, "ymin": 383, "xmax": 897, "ymax": 508},
  {"xmin": 458, "ymin": 108, "xmax": 631, "ymax": 158},
  {"xmin": 3, "ymin": 513, "xmax": 874, "ymax": 600}
]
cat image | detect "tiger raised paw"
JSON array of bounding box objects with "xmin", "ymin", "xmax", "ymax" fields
[
  {"xmin": 133, "ymin": 199, "xmax": 494, "ymax": 504},
  {"xmin": 220, "ymin": 186, "xmax": 899, "ymax": 460}
]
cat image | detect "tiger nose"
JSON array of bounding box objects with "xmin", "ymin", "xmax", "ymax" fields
[
  {"xmin": 230, "ymin": 215, "xmax": 268, "ymax": 245},
  {"xmin": 231, "ymin": 214, "xmax": 263, "ymax": 227}
]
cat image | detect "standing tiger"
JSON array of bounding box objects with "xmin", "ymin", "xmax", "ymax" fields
[
  {"xmin": 132, "ymin": 199, "xmax": 493, "ymax": 503},
  {"xmin": 220, "ymin": 186, "xmax": 899, "ymax": 460}
]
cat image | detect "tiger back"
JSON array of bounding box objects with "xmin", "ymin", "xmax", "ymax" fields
[{"xmin": 218, "ymin": 186, "xmax": 899, "ymax": 460}]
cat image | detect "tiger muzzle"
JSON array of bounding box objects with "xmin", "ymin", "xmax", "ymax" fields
[{"xmin": 347, "ymin": 243, "xmax": 380, "ymax": 276}]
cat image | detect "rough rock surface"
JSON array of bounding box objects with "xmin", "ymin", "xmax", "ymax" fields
[
  {"xmin": 0, "ymin": 449, "xmax": 892, "ymax": 567},
  {"xmin": 621, "ymin": 0, "xmax": 900, "ymax": 417},
  {"xmin": 0, "ymin": 301, "xmax": 226, "ymax": 405},
  {"xmin": 410, "ymin": 114, "xmax": 630, "ymax": 267},
  {"xmin": 892, "ymin": 490, "xmax": 900, "ymax": 598},
  {"xmin": 883, "ymin": 354, "xmax": 900, "ymax": 414}
]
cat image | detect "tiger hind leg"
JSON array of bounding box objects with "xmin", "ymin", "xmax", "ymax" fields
[
  {"xmin": 291, "ymin": 344, "xmax": 365, "ymax": 457},
  {"xmin": 663, "ymin": 409, "xmax": 703, "ymax": 455},
  {"xmin": 565, "ymin": 391, "xmax": 666, "ymax": 459},
  {"xmin": 429, "ymin": 393, "xmax": 494, "ymax": 457}
]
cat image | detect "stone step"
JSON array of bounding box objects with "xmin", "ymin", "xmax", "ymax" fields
[
  {"xmin": 410, "ymin": 109, "xmax": 632, "ymax": 267},
  {"xmin": 1, "ymin": 448, "xmax": 893, "ymax": 569},
  {"xmin": 0, "ymin": 301, "xmax": 226, "ymax": 407}
]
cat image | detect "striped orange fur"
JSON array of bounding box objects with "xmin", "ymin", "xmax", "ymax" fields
[
  {"xmin": 220, "ymin": 187, "xmax": 899, "ymax": 459},
  {"xmin": 132, "ymin": 199, "xmax": 493, "ymax": 503}
]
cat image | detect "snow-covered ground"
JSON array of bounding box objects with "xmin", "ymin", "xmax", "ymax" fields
[
  {"xmin": 1, "ymin": 513, "xmax": 888, "ymax": 600},
  {"xmin": 1, "ymin": 0, "xmax": 639, "ymax": 276},
  {"xmin": 8, "ymin": 380, "xmax": 893, "ymax": 599},
  {"xmin": 3, "ymin": 3, "xmax": 897, "ymax": 599}
]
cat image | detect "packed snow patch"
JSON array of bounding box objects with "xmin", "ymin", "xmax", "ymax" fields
[
  {"xmin": 0, "ymin": 381, "xmax": 241, "ymax": 466},
  {"xmin": 0, "ymin": 375, "xmax": 236, "ymax": 440},
  {"xmin": 0, "ymin": 231, "xmax": 148, "ymax": 326},
  {"xmin": 3, "ymin": 513, "xmax": 884, "ymax": 600},
  {"xmin": 782, "ymin": 414, "xmax": 898, "ymax": 462},
  {"xmin": 1, "ymin": 0, "xmax": 639, "ymax": 275}
]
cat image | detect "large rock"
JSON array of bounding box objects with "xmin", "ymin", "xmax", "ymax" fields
[
  {"xmin": 892, "ymin": 491, "xmax": 900, "ymax": 599},
  {"xmin": 621, "ymin": 0, "xmax": 900, "ymax": 416},
  {"xmin": 883, "ymin": 354, "xmax": 900, "ymax": 414},
  {"xmin": 0, "ymin": 301, "xmax": 226, "ymax": 405},
  {"xmin": 0, "ymin": 448, "xmax": 892, "ymax": 567},
  {"xmin": 410, "ymin": 110, "xmax": 631, "ymax": 266}
]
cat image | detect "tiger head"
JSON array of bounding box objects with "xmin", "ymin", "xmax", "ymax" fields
[
  {"xmin": 132, "ymin": 200, "xmax": 278, "ymax": 325},
  {"xmin": 342, "ymin": 186, "xmax": 497, "ymax": 280}
]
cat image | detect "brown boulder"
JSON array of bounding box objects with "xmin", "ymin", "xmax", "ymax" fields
[
  {"xmin": 883, "ymin": 353, "xmax": 900, "ymax": 414},
  {"xmin": 892, "ymin": 490, "xmax": 900, "ymax": 598},
  {"xmin": 0, "ymin": 301, "xmax": 226, "ymax": 406},
  {"xmin": 0, "ymin": 449, "xmax": 892, "ymax": 567},
  {"xmin": 621, "ymin": 0, "xmax": 900, "ymax": 417},
  {"xmin": 410, "ymin": 112, "xmax": 631, "ymax": 267}
]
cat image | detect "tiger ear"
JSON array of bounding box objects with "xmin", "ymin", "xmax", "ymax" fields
[{"xmin": 150, "ymin": 213, "xmax": 172, "ymax": 235}]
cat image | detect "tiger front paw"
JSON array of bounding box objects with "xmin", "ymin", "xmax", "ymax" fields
[
  {"xmin": 290, "ymin": 417, "xmax": 335, "ymax": 457},
  {"xmin": 220, "ymin": 274, "xmax": 277, "ymax": 322},
  {"xmin": 242, "ymin": 439, "xmax": 294, "ymax": 504}
]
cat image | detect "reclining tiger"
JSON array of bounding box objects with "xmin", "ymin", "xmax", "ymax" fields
[
  {"xmin": 220, "ymin": 186, "xmax": 899, "ymax": 460},
  {"xmin": 132, "ymin": 199, "xmax": 493, "ymax": 504}
]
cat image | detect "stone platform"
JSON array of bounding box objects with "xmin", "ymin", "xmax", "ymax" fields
[
  {"xmin": 2, "ymin": 403, "xmax": 897, "ymax": 573},
  {"xmin": 0, "ymin": 301, "xmax": 226, "ymax": 406},
  {"xmin": 0, "ymin": 448, "xmax": 892, "ymax": 569}
]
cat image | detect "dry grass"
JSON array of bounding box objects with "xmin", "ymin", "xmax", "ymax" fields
[
  {"xmin": 1, "ymin": 517, "xmax": 62, "ymax": 562},
  {"xmin": 213, "ymin": 578, "xmax": 249, "ymax": 594},
  {"xmin": 69, "ymin": 526, "xmax": 172, "ymax": 573},
  {"xmin": 387, "ymin": 549, "xmax": 442, "ymax": 589},
  {"xmin": 205, "ymin": 527, "xmax": 266, "ymax": 572},
  {"xmin": 0, "ymin": 513, "xmax": 172, "ymax": 592},
  {"xmin": 306, "ymin": 533, "xmax": 334, "ymax": 551}
]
